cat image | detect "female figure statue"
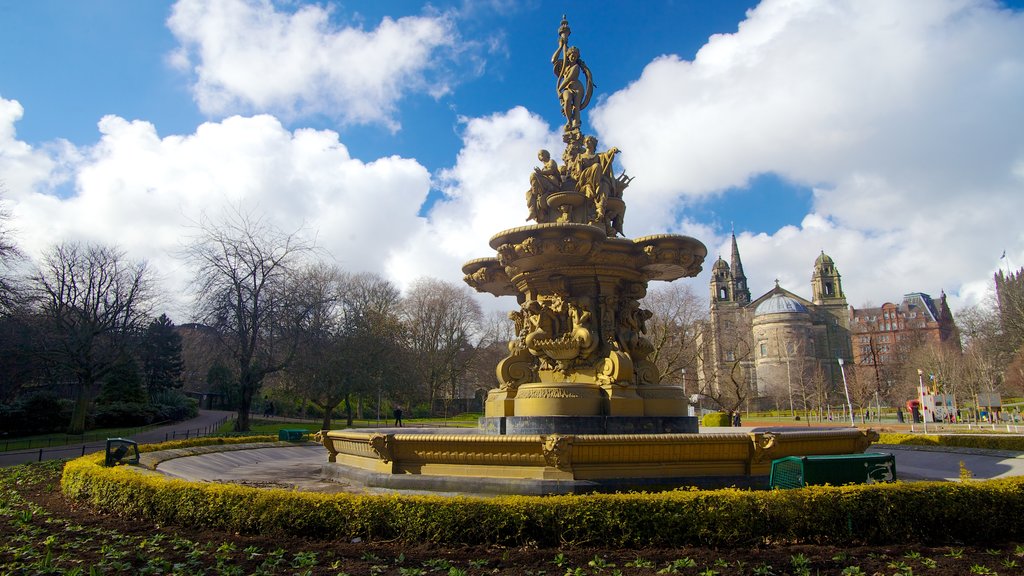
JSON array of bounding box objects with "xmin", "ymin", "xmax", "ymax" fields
[{"xmin": 551, "ymin": 18, "xmax": 593, "ymax": 132}]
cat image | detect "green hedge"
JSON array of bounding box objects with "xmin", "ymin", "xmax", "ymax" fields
[
  {"xmin": 701, "ymin": 412, "xmax": 731, "ymax": 427},
  {"xmin": 60, "ymin": 437, "xmax": 1024, "ymax": 547},
  {"xmin": 878, "ymin": 433, "xmax": 1024, "ymax": 452}
]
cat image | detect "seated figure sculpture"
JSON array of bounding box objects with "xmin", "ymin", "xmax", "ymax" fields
[
  {"xmin": 526, "ymin": 149, "xmax": 562, "ymax": 222},
  {"xmin": 570, "ymin": 136, "xmax": 625, "ymax": 233}
]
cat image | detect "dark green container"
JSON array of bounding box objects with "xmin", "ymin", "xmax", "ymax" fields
[
  {"xmin": 278, "ymin": 429, "xmax": 309, "ymax": 442},
  {"xmin": 769, "ymin": 452, "xmax": 896, "ymax": 489},
  {"xmin": 104, "ymin": 437, "xmax": 140, "ymax": 467}
]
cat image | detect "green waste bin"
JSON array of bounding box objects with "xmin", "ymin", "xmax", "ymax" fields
[
  {"xmin": 105, "ymin": 438, "xmax": 140, "ymax": 467},
  {"xmin": 770, "ymin": 452, "xmax": 896, "ymax": 489},
  {"xmin": 278, "ymin": 429, "xmax": 309, "ymax": 442}
]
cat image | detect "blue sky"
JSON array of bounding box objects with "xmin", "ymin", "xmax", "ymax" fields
[{"xmin": 1, "ymin": 0, "xmax": 1023, "ymax": 318}]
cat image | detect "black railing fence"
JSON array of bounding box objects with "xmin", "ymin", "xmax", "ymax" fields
[{"xmin": 0, "ymin": 416, "xmax": 230, "ymax": 466}]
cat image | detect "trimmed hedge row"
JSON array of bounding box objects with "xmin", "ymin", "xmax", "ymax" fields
[
  {"xmin": 61, "ymin": 438, "xmax": 1024, "ymax": 547},
  {"xmin": 878, "ymin": 433, "xmax": 1024, "ymax": 452}
]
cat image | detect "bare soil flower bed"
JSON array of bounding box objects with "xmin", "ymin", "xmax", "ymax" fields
[{"xmin": 1, "ymin": 460, "xmax": 1020, "ymax": 575}]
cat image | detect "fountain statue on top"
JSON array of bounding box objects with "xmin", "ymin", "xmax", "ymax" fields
[{"xmin": 463, "ymin": 17, "xmax": 708, "ymax": 435}]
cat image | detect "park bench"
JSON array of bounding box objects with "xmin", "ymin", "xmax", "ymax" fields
[{"xmin": 769, "ymin": 452, "xmax": 896, "ymax": 489}]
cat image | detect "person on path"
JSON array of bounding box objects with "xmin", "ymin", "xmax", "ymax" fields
[{"xmin": 393, "ymin": 407, "xmax": 404, "ymax": 427}]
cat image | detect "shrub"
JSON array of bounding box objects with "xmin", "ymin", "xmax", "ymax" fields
[
  {"xmin": 0, "ymin": 392, "xmax": 73, "ymax": 436},
  {"xmin": 701, "ymin": 412, "xmax": 731, "ymax": 427},
  {"xmin": 149, "ymin": 389, "xmax": 199, "ymax": 421},
  {"xmin": 878, "ymin": 433, "xmax": 1024, "ymax": 452},
  {"xmin": 92, "ymin": 401, "xmax": 157, "ymax": 428}
]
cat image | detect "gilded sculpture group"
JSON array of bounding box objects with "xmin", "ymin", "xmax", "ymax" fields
[
  {"xmin": 461, "ymin": 16, "xmax": 706, "ymax": 416},
  {"xmin": 525, "ymin": 17, "xmax": 632, "ymax": 237},
  {"xmin": 504, "ymin": 286, "xmax": 657, "ymax": 384}
]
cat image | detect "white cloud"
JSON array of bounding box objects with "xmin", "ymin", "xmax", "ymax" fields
[
  {"xmin": 591, "ymin": 0, "xmax": 1024, "ymax": 310},
  {"xmin": 385, "ymin": 106, "xmax": 561, "ymax": 311},
  {"xmin": 167, "ymin": 0, "xmax": 457, "ymax": 128},
  {"xmin": 0, "ymin": 97, "xmax": 432, "ymax": 319}
]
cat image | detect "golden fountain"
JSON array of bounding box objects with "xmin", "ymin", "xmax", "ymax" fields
[{"xmin": 320, "ymin": 17, "xmax": 876, "ymax": 495}]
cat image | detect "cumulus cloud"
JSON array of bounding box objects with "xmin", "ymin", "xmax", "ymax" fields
[
  {"xmin": 0, "ymin": 97, "xmax": 432, "ymax": 318},
  {"xmin": 591, "ymin": 0, "xmax": 1024, "ymax": 308},
  {"xmin": 386, "ymin": 106, "xmax": 562, "ymax": 302},
  {"xmin": 4, "ymin": 0, "xmax": 1024, "ymax": 323},
  {"xmin": 167, "ymin": 0, "xmax": 457, "ymax": 129}
]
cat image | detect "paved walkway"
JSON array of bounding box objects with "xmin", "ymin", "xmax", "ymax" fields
[
  {"xmin": 0, "ymin": 409, "xmax": 234, "ymax": 467},
  {"xmin": 877, "ymin": 445, "xmax": 1024, "ymax": 481}
]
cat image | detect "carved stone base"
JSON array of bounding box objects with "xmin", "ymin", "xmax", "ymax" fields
[
  {"xmin": 513, "ymin": 382, "xmax": 603, "ymax": 416},
  {"xmin": 478, "ymin": 416, "xmax": 698, "ymax": 435},
  {"xmin": 636, "ymin": 384, "xmax": 690, "ymax": 417},
  {"xmin": 484, "ymin": 388, "xmax": 516, "ymax": 417},
  {"xmin": 601, "ymin": 384, "xmax": 644, "ymax": 417}
]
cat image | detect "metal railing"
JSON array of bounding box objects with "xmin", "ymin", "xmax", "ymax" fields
[
  {"xmin": 0, "ymin": 416, "xmax": 230, "ymax": 466},
  {"xmin": 1, "ymin": 421, "xmax": 171, "ymax": 452}
]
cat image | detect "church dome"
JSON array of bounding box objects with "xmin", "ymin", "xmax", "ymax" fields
[
  {"xmin": 712, "ymin": 257, "xmax": 729, "ymax": 272},
  {"xmin": 755, "ymin": 294, "xmax": 809, "ymax": 316}
]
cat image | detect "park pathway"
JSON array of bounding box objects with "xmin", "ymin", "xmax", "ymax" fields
[{"xmin": 0, "ymin": 409, "xmax": 233, "ymax": 467}]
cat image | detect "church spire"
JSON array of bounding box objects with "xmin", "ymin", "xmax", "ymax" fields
[{"xmin": 729, "ymin": 229, "xmax": 751, "ymax": 304}]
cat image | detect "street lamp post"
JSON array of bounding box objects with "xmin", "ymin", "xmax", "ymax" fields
[
  {"xmin": 837, "ymin": 357, "xmax": 854, "ymax": 427},
  {"xmin": 918, "ymin": 369, "xmax": 928, "ymax": 434}
]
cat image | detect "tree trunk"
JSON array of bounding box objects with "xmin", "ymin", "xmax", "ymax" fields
[
  {"xmin": 235, "ymin": 403, "xmax": 251, "ymax": 432},
  {"xmin": 67, "ymin": 383, "xmax": 92, "ymax": 435},
  {"xmin": 235, "ymin": 379, "xmax": 254, "ymax": 431},
  {"xmin": 345, "ymin": 394, "xmax": 353, "ymax": 426}
]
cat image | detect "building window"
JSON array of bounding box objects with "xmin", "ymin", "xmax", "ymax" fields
[
  {"xmin": 759, "ymin": 342, "xmax": 767, "ymax": 357},
  {"xmin": 725, "ymin": 351, "xmax": 735, "ymax": 362}
]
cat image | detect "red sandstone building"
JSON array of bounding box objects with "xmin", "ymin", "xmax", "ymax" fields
[{"xmin": 849, "ymin": 292, "xmax": 957, "ymax": 368}]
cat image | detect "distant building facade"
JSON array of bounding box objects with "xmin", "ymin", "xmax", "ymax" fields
[
  {"xmin": 849, "ymin": 292, "xmax": 958, "ymax": 369},
  {"xmin": 696, "ymin": 234, "xmax": 852, "ymax": 410}
]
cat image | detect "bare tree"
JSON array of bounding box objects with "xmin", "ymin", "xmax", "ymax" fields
[
  {"xmin": 29, "ymin": 242, "xmax": 152, "ymax": 434},
  {"xmin": 184, "ymin": 210, "xmax": 313, "ymax": 431},
  {"xmin": 697, "ymin": 318, "xmax": 754, "ymax": 417},
  {"xmin": 642, "ymin": 283, "xmax": 707, "ymax": 384},
  {"xmin": 465, "ymin": 309, "xmax": 517, "ymax": 408},
  {"xmin": 0, "ymin": 186, "xmax": 24, "ymax": 316},
  {"xmin": 399, "ymin": 278, "xmax": 483, "ymax": 413},
  {"xmin": 287, "ymin": 268, "xmax": 405, "ymax": 429}
]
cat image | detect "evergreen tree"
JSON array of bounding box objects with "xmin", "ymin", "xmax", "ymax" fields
[
  {"xmin": 141, "ymin": 314, "xmax": 184, "ymax": 398},
  {"xmin": 98, "ymin": 359, "xmax": 147, "ymax": 404}
]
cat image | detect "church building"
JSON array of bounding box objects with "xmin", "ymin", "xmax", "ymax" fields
[{"xmin": 696, "ymin": 234, "xmax": 853, "ymax": 411}]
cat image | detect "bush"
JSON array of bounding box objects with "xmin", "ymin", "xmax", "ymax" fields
[
  {"xmin": 701, "ymin": 412, "xmax": 731, "ymax": 427},
  {"xmin": 878, "ymin": 433, "xmax": 1024, "ymax": 452},
  {"xmin": 92, "ymin": 402, "xmax": 157, "ymax": 428},
  {"xmin": 149, "ymin": 390, "xmax": 199, "ymax": 422},
  {"xmin": 61, "ymin": 437, "xmax": 1024, "ymax": 547},
  {"xmin": 0, "ymin": 392, "xmax": 73, "ymax": 436}
]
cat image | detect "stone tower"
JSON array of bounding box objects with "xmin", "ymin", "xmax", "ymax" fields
[{"xmin": 729, "ymin": 231, "xmax": 751, "ymax": 305}]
